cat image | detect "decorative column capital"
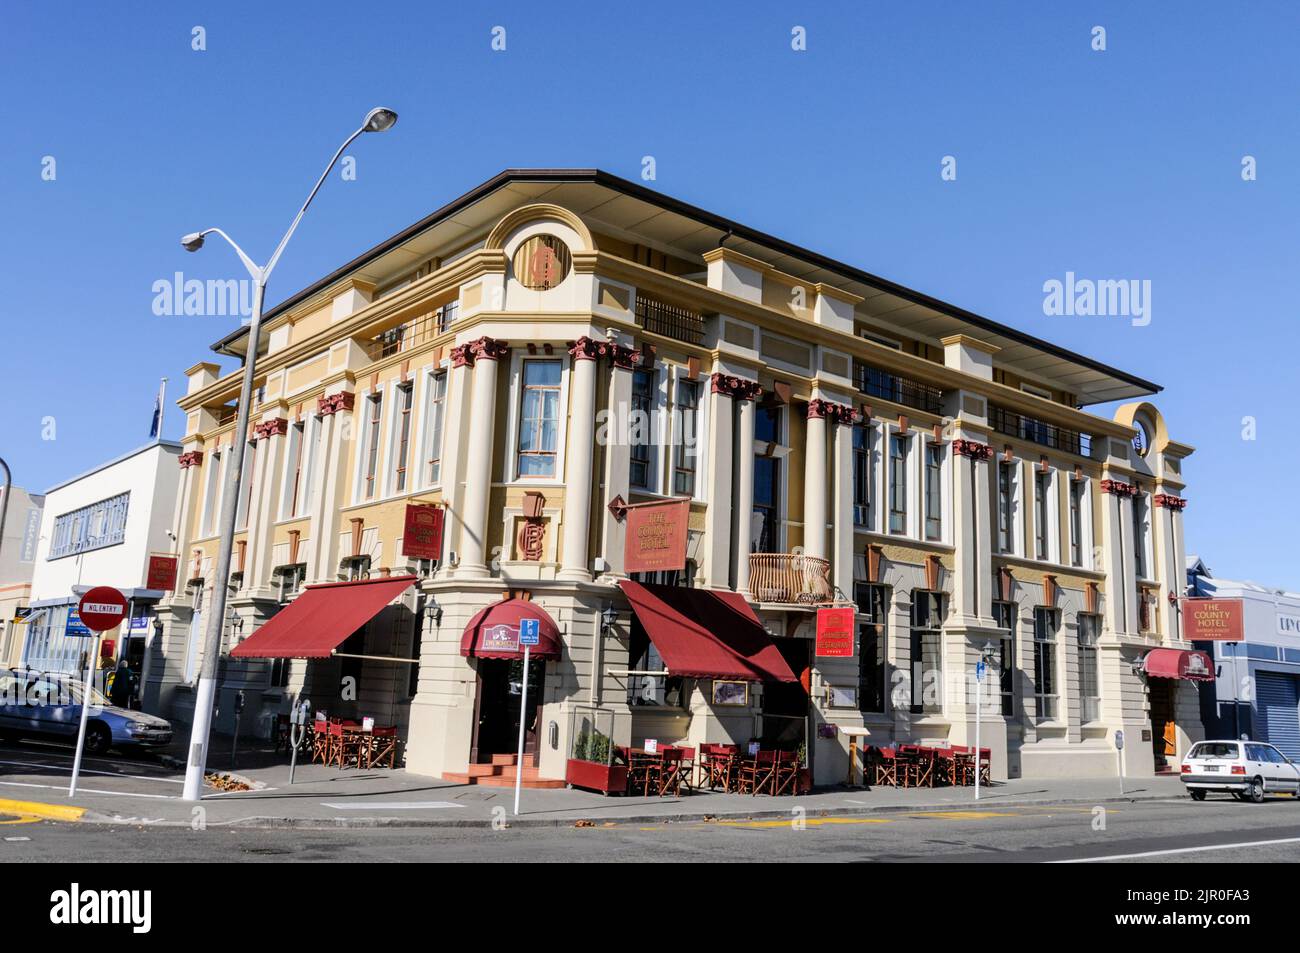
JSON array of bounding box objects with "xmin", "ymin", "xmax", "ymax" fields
[
  {"xmin": 1101, "ymin": 478, "xmax": 1137, "ymax": 497},
  {"xmin": 1153, "ymin": 493, "xmax": 1187, "ymax": 511},
  {"xmin": 178, "ymin": 450, "xmax": 203, "ymax": 469},
  {"xmin": 450, "ymin": 342, "xmax": 476, "ymax": 368},
  {"xmin": 568, "ymin": 336, "xmax": 603, "ymax": 361},
  {"xmin": 952, "ymin": 438, "xmax": 992, "ymax": 460},
  {"xmin": 808, "ymin": 398, "xmax": 857, "ymax": 426},
  {"xmin": 711, "ymin": 373, "xmax": 763, "ymax": 402},
  {"xmin": 468, "ymin": 336, "xmax": 510, "ymax": 362},
  {"xmin": 254, "ymin": 417, "xmax": 288, "ymax": 441},
  {"xmin": 604, "ymin": 342, "xmax": 639, "ymax": 369},
  {"xmin": 318, "ymin": 391, "xmax": 355, "ymax": 416}
]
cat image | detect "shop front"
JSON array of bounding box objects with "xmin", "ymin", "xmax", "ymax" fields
[{"xmin": 1141, "ymin": 647, "xmax": 1214, "ymax": 770}]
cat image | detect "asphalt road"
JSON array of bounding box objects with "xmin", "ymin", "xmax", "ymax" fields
[{"xmin": 4, "ymin": 797, "xmax": 1300, "ymax": 863}]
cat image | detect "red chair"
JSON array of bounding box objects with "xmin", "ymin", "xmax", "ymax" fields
[
  {"xmin": 738, "ymin": 750, "xmax": 779, "ymax": 796},
  {"xmin": 363, "ymin": 726, "xmax": 399, "ymax": 769},
  {"xmin": 772, "ymin": 750, "xmax": 801, "ymax": 796},
  {"xmin": 698, "ymin": 744, "xmax": 738, "ymax": 791},
  {"xmin": 873, "ymin": 747, "xmax": 899, "ymax": 787}
]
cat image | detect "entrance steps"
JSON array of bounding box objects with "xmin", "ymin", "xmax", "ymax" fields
[{"xmin": 442, "ymin": 753, "xmax": 566, "ymax": 789}]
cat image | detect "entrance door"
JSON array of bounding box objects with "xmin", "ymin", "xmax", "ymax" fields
[
  {"xmin": 1149, "ymin": 679, "xmax": 1177, "ymax": 768},
  {"xmin": 471, "ymin": 657, "xmax": 545, "ymax": 763},
  {"xmin": 760, "ymin": 640, "xmax": 810, "ymax": 750}
]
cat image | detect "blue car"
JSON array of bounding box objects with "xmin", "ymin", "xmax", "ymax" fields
[{"xmin": 0, "ymin": 668, "xmax": 172, "ymax": 755}]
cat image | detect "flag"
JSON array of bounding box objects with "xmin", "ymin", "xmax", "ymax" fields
[{"xmin": 149, "ymin": 378, "xmax": 167, "ymax": 439}]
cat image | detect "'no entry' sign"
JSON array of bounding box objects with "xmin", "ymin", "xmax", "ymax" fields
[{"xmin": 77, "ymin": 586, "xmax": 128, "ymax": 632}]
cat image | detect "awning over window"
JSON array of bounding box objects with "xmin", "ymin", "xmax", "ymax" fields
[
  {"xmin": 460, "ymin": 598, "xmax": 562, "ymax": 661},
  {"xmin": 1142, "ymin": 648, "xmax": 1215, "ymax": 682},
  {"xmin": 230, "ymin": 575, "xmax": 417, "ymax": 659},
  {"xmin": 617, "ymin": 580, "xmax": 797, "ymax": 683}
]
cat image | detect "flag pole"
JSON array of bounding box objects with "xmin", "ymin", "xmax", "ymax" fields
[{"xmin": 156, "ymin": 377, "xmax": 168, "ymax": 442}]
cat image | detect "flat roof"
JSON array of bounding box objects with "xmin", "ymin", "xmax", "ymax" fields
[
  {"xmin": 45, "ymin": 440, "xmax": 182, "ymax": 495},
  {"xmin": 211, "ymin": 169, "xmax": 1160, "ymax": 403}
]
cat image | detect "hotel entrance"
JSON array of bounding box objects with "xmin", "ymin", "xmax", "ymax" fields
[
  {"xmin": 759, "ymin": 639, "xmax": 810, "ymax": 750},
  {"xmin": 471, "ymin": 656, "xmax": 545, "ymax": 762},
  {"xmin": 1149, "ymin": 678, "xmax": 1177, "ymax": 769}
]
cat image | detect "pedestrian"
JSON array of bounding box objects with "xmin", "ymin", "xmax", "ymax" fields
[{"xmin": 109, "ymin": 656, "xmax": 133, "ymax": 709}]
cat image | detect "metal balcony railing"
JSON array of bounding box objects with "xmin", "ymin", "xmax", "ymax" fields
[
  {"xmin": 748, "ymin": 553, "xmax": 834, "ymax": 606},
  {"xmin": 362, "ymin": 300, "xmax": 459, "ymax": 361},
  {"xmin": 989, "ymin": 404, "xmax": 1092, "ymax": 457},
  {"xmin": 853, "ymin": 362, "xmax": 944, "ymax": 415},
  {"xmin": 635, "ymin": 294, "xmax": 705, "ymax": 345}
]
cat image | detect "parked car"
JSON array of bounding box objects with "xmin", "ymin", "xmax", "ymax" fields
[
  {"xmin": 1180, "ymin": 740, "xmax": 1300, "ymax": 803},
  {"xmin": 0, "ymin": 668, "xmax": 172, "ymax": 755}
]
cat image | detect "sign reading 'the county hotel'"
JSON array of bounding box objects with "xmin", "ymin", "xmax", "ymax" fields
[
  {"xmin": 624, "ymin": 499, "xmax": 689, "ymax": 574},
  {"xmin": 1182, "ymin": 598, "xmax": 1245, "ymax": 642}
]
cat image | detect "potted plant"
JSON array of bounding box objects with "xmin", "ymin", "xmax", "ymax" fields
[
  {"xmin": 796, "ymin": 741, "xmax": 812, "ymax": 794},
  {"xmin": 565, "ymin": 728, "xmax": 628, "ymax": 795}
]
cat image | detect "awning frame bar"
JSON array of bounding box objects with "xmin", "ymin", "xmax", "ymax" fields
[{"xmin": 330, "ymin": 650, "xmax": 420, "ymax": 665}]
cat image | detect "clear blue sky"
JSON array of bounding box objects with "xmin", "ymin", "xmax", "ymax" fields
[{"xmin": 2, "ymin": 1, "xmax": 1295, "ymax": 584}]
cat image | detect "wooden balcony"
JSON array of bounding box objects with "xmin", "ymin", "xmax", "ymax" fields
[
  {"xmin": 635, "ymin": 294, "xmax": 705, "ymax": 345},
  {"xmin": 748, "ymin": 553, "xmax": 834, "ymax": 606}
]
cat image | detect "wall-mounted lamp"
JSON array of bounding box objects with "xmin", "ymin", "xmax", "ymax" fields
[
  {"xmin": 425, "ymin": 596, "xmax": 444, "ymax": 627},
  {"xmin": 600, "ymin": 606, "xmax": 618, "ymax": 632}
]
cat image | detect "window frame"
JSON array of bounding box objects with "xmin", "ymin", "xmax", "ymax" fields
[
  {"xmin": 909, "ymin": 590, "xmax": 944, "ymax": 714},
  {"xmin": 1077, "ymin": 612, "xmax": 1101, "ymax": 724},
  {"xmin": 923, "ymin": 441, "xmax": 943, "ymax": 541},
  {"xmin": 420, "ymin": 366, "xmax": 448, "ymax": 488},
  {"xmin": 1032, "ymin": 606, "xmax": 1060, "ymax": 722},
  {"xmin": 888, "ymin": 430, "xmax": 909, "ymax": 535},
  {"xmin": 515, "ymin": 357, "xmax": 565, "ymax": 481},
  {"xmin": 856, "ymin": 583, "xmax": 888, "ymax": 714}
]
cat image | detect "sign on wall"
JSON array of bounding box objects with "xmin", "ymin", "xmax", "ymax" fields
[
  {"xmin": 401, "ymin": 504, "xmax": 445, "ymax": 561},
  {"xmin": 623, "ymin": 498, "xmax": 690, "ymax": 574},
  {"xmin": 147, "ymin": 554, "xmax": 179, "ymax": 592},
  {"xmin": 1278, "ymin": 613, "xmax": 1300, "ymax": 638},
  {"xmin": 1182, "ymin": 598, "xmax": 1245, "ymax": 642},
  {"xmin": 815, "ymin": 607, "xmax": 856, "ymax": 658},
  {"xmin": 479, "ymin": 624, "xmax": 520, "ymax": 654}
]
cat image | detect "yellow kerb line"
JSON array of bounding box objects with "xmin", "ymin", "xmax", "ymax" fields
[{"xmin": 0, "ymin": 799, "xmax": 86, "ymax": 823}]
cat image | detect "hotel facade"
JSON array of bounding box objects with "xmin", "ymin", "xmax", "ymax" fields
[{"xmin": 146, "ymin": 170, "xmax": 1201, "ymax": 785}]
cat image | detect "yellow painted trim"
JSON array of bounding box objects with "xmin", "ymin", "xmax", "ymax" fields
[{"xmin": 0, "ymin": 799, "xmax": 86, "ymax": 822}]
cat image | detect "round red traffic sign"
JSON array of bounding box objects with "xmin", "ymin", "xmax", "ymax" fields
[{"xmin": 77, "ymin": 586, "xmax": 128, "ymax": 632}]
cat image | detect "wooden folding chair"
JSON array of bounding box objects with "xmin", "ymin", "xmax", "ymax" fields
[
  {"xmin": 873, "ymin": 747, "xmax": 900, "ymax": 787},
  {"xmin": 738, "ymin": 750, "xmax": 779, "ymax": 796},
  {"xmin": 363, "ymin": 726, "xmax": 399, "ymax": 768},
  {"xmin": 772, "ymin": 750, "xmax": 801, "ymax": 796},
  {"xmin": 310, "ymin": 721, "xmax": 332, "ymax": 765}
]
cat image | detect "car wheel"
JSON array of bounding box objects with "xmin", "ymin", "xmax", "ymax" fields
[
  {"xmin": 1189, "ymin": 789, "xmax": 1206, "ymax": 801},
  {"xmin": 1246, "ymin": 777, "xmax": 1265, "ymax": 803},
  {"xmin": 84, "ymin": 722, "xmax": 112, "ymax": 756}
]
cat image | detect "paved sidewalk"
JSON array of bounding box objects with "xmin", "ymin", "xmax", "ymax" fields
[{"xmin": 0, "ymin": 736, "xmax": 1189, "ymax": 829}]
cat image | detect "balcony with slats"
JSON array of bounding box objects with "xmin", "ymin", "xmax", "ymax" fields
[
  {"xmin": 853, "ymin": 361, "xmax": 944, "ymax": 415},
  {"xmin": 748, "ymin": 553, "xmax": 834, "ymax": 606},
  {"xmin": 634, "ymin": 294, "xmax": 705, "ymax": 345},
  {"xmin": 989, "ymin": 404, "xmax": 1092, "ymax": 457}
]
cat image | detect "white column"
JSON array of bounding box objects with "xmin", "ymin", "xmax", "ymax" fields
[
  {"xmin": 1099, "ymin": 479, "xmax": 1136, "ymax": 637},
  {"xmin": 309, "ymin": 392, "xmax": 354, "ymax": 583},
  {"xmin": 435, "ymin": 354, "xmax": 474, "ymax": 578},
  {"xmin": 803, "ymin": 402, "xmax": 828, "ymax": 560},
  {"xmin": 457, "ymin": 337, "xmax": 506, "ymax": 579},
  {"xmin": 560, "ymin": 339, "xmax": 599, "ymax": 580},
  {"xmin": 598, "ymin": 344, "xmax": 635, "ymax": 578},
  {"xmin": 703, "ymin": 373, "xmax": 735, "ymax": 589},
  {"xmin": 734, "ymin": 396, "xmax": 756, "ymax": 595},
  {"xmin": 831, "ymin": 409, "xmax": 854, "ymax": 599},
  {"xmin": 245, "ymin": 419, "xmax": 287, "ymax": 592},
  {"xmin": 951, "ymin": 435, "xmax": 993, "ymax": 624}
]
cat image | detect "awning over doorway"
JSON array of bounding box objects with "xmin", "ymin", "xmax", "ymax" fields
[
  {"xmin": 617, "ymin": 580, "xmax": 798, "ymax": 683},
  {"xmin": 230, "ymin": 575, "xmax": 417, "ymax": 659},
  {"xmin": 1142, "ymin": 648, "xmax": 1215, "ymax": 682},
  {"xmin": 460, "ymin": 598, "xmax": 562, "ymax": 660}
]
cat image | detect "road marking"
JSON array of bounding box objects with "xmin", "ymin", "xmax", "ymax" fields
[
  {"xmin": 1052, "ymin": 835, "xmax": 1300, "ymax": 863},
  {"xmin": 717, "ymin": 817, "xmax": 894, "ymax": 829},
  {"xmin": 0, "ymin": 798, "xmax": 86, "ymax": 822},
  {"xmin": 0, "ymin": 758, "xmax": 184, "ymax": 784},
  {"xmin": 0, "ymin": 780, "xmax": 176, "ymax": 800},
  {"xmin": 321, "ymin": 801, "xmax": 464, "ymax": 810},
  {"xmin": 4, "ymin": 836, "xmax": 32, "ymax": 841},
  {"xmin": 909, "ymin": 810, "xmax": 1018, "ymax": 819}
]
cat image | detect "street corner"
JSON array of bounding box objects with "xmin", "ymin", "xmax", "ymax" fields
[{"xmin": 0, "ymin": 798, "xmax": 87, "ymax": 824}]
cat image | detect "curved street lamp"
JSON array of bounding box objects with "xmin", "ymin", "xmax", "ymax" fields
[{"xmin": 178, "ymin": 107, "xmax": 398, "ymax": 803}]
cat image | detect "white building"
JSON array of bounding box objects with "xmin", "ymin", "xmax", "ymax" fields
[
  {"xmin": 0, "ymin": 485, "xmax": 45, "ymax": 667},
  {"xmin": 24, "ymin": 441, "xmax": 181, "ymax": 686}
]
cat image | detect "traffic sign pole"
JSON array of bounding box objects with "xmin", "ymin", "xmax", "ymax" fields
[
  {"xmin": 974, "ymin": 658, "xmax": 984, "ymax": 801},
  {"xmin": 69, "ymin": 587, "xmax": 127, "ymax": 798},
  {"xmin": 513, "ymin": 617, "xmax": 541, "ymax": 816}
]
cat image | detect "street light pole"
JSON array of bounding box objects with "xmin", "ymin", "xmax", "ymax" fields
[
  {"xmin": 179, "ymin": 108, "xmax": 397, "ymax": 803},
  {"xmin": 0, "ymin": 456, "xmax": 11, "ymax": 573}
]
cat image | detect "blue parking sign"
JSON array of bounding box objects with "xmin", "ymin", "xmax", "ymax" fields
[{"xmin": 518, "ymin": 618, "xmax": 540, "ymax": 646}]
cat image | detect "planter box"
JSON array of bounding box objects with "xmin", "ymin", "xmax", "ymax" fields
[
  {"xmin": 565, "ymin": 758, "xmax": 628, "ymax": 795},
  {"xmin": 798, "ymin": 768, "xmax": 812, "ymax": 794}
]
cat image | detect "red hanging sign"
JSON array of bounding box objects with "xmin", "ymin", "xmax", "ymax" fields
[
  {"xmin": 623, "ymin": 499, "xmax": 690, "ymax": 574},
  {"xmin": 401, "ymin": 504, "xmax": 445, "ymax": 561},
  {"xmin": 815, "ymin": 607, "xmax": 855, "ymax": 658},
  {"xmin": 147, "ymin": 554, "xmax": 179, "ymax": 592}
]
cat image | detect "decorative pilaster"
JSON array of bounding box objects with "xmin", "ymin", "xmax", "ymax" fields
[
  {"xmin": 560, "ymin": 339, "xmax": 599, "ymax": 580},
  {"xmin": 457, "ymin": 337, "xmax": 509, "ymax": 578},
  {"xmin": 951, "ymin": 434, "xmax": 993, "ymax": 622},
  {"xmin": 734, "ymin": 397, "xmax": 756, "ymax": 594},
  {"xmin": 178, "ymin": 450, "xmax": 204, "ymax": 468},
  {"xmin": 317, "ymin": 391, "xmax": 355, "ymax": 416},
  {"xmin": 711, "ymin": 373, "xmax": 762, "ymax": 402},
  {"xmin": 253, "ymin": 417, "xmax": 288, "ymax": 440},
  {"xmin": 804, "ymin": 401, "xmax": 829, "ymax": 561}
]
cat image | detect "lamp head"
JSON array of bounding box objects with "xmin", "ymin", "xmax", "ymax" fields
[
  {"xmin": 363, "ymin": 107, "xmax": 398, "ymax": 133},
  {"xmin": 180, "ymin": 232, "xmax": 206, "ymax": 252}
]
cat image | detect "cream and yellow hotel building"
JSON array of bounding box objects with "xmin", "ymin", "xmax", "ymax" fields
[{"xmin": 146, "ymin": 169, "xmax": 1201, "ymax": 785}]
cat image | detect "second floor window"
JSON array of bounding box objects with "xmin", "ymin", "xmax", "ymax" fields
[
  {"xmin": 423, "ymin": 370, "xmax": 447, "ymax": 485},
  {"xmin": 997, "ymin": 461, "xmax": 1016, "ymax": 554},
  {"xmin": 201, "ymin": 450, "xmax": 222, "ymax": 537},
  {"xmin": 852, "ymin": 424, "xmax": 871, "ymax": 527},
  {"xmin": 362, "ymin": 393, "xmax": 383, "ymax": 499},
  {"xmin": 1133, "ymin": 493, "xmax": 1150, "ymax": 579},
  {"xmin": 630, "ymin": 367, "xmax": 656, "ymax": 489},
  {"xmin": 282, "ymin": 421, "xmax": 305, "ymax": 519},
  {"xmin": 857, "ymin": 583, "xmax": 887, "ymax": 714},
  {"xmin": 1034, "ymin": 470, "xmax": 1051, "ymax": 560},
  {"xmin": 1033, "ymin": 607, "xmax": 1059, "ymax": 721},
  {"xmin": 889, "ymin": 433, "xmax": 908, "ymax": 534},
  {"xmin": 1069, "ymin": 477, "xmax": 1085, "ymax": 567},
  {"xmin": 518, "ymin": 359, "xmax": 561, "ymax": 478},
  {"xmin": 1078, "ymin": 613, "xmax": 1101, "ymax": 723},
  {"xmin": 392, "ymin": 382, "xmax": 414, "ymax": 493},
  {"xmin": 672, "ymin": 377, "xmax": 700, "ymax": 497},
  {"xmin": 992, "ymin": 600, "xmax": 1016, "ymax": 716},
  {"xmin": 49, "ymin": 492, "xmax": 130, "ymax": 559},
  {"xmin": 924, "ymin": 443, "xmax": 942, "ymax": 540},
  {"xmin": 236, "ymin": 441, "xmax": 256, "ymax": 530}
]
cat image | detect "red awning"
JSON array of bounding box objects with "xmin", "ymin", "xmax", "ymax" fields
[
  {"xmin": 618, "ymin": 580, "xmax": 797, "ymax": 683},
  {"xmin": 230, "ymin": 575, "xmax": 417, "ymax": 659},
  {"xmin": 460, "ymin": 598, "xmax": 562, "ymax": 660},
  {"xmin": 1143, "ymin": 648, "xmax": 1215, "ymax": 682}
]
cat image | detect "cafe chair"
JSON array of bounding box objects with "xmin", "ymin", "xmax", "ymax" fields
[
  {"xmin": 363, "ymin": 726, "xmax": 399, "ymax": 769},
  {"xmin": 738, "ymin": 750, "xmax": 778, "ymax": 796},
  {"xmin": 772, "ymin": 749, "xmax": 801, "ymax": 796},
  {"xmin": 873, "ymin": 747, "xmax": 899, "ymax": 787}
]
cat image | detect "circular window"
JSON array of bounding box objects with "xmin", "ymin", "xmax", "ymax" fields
[
  {"xmin": 512, "ymin": 234, "xmax": 572, "ymax": 290},
  {"xmin": 1133, "ymin": 418, "xmax": 1153, "ymax": 457}
]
